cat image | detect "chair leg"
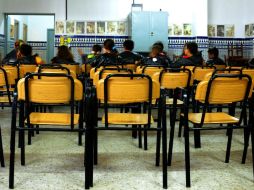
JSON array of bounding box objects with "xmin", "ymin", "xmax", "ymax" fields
[
  {"xmin": 20, "ymin": 128, "xmax": 25, "ymax": 166},
  {"xmin": 138, "ymin": 125, "xmax": 142, "ymax": 148},
  {"xmin": 193, "ymin": 128, "xmax": 201, "ymax": 148},
  {"xmin": 184, "ymin": 127, "xmax": 191, "ymax": 187},
  {"xmin": 9, "ymin": 102, "xmax": 17, "ymax": 189},
  {"xmin": 225, "ymin": 128, "xmax": 233, "ymax": 163},
  {"xmin": 28, "ymin": 125, "xmax": 32, "ymax": 145},
  {"xmin": 178, "ymin": 108, "xmax": 184, "ymax": 137},
  {"xmin": 132, "ymin": 125, "xmax": 137, "ymax": 139},
  {"xmin": 162, "ymin": 96, "xmax": 168, "ymax": 189},
  {"xmin": 156, "ymin": 130, "xmax": 161, "ymax": 166},
  {"xmin": 144, "ymin": 127, "xmax": 148, "ymax": 150},
  {"xmin": 85, "ymin": 128, "xmax": 92, "ymax": 189},
  {"xmin": 251, "ymin": 126, "xmax": 254, "ymax": 180},
  {"xmin": 93, "ymin": 130, "xmax": 98, "ymax": 165},
  {"xmin": 0, "ymin": 128, "xmax": 5, "ymax": 167},
  {"xmin": 242, "ymin": 128, "xmax": 250, "ymax": 164},
  {"xmin": 168, "ymin": 107, "xmax": 176, "ymax": 166}
]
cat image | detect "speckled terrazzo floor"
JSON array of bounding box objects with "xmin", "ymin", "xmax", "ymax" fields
[{"xmin": 0, "ymin": 107, "xmax": 253, "ymax": 190}]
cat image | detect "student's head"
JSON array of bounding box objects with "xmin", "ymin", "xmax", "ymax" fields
[
  {"xmin": 92, "ymin": 44, "xmax": 102, "ymax": 54},
  {"xmin": 14, "ymin": 40, "xmax": 24, "ymax": 49},
  {"xmin": 57, "ymin": 45, "xmax": 73, "ymax": 60},
  {"xmin": 184, "ymin": 42, "xmax": 198, "ymax": 56},
  {"xmin": 208, "ymin": 47, "xmax": 219, "ymax": 59},
  {"xmin": 103, "ymin": 39, "xmax": 115, "ymax": 52},
  {"xmin": 149, "ymin": 45, "xmax": 161, "ymax": 57},
  {"xmin": 19, "ymin": 44, "xmax": 32, "ymax": 56},
  {"xmin": 123, "ymin": 40, "xmax": 134, "ymax": 51},
  {"xmin": 153, "ymin": 41, "xmax": 164, "ymax": 52}
]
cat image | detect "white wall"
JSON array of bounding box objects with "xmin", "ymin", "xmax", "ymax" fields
[
  {"xmin": 0, "ymin": 0, "xmax": 4, "ymax": 34},
  {"xmin": 1, "ymin": 0, "xmax": 253, "ymax": 38},
  {"xmin": 27, "ymin": 15, "xmax": 54, "ymax": 41},
  {"xmin": 9, "ymin": 15, "xmax": 28, "ymax": 39},
  {"xmin": 3, "ymin": 0, "xmax": 65, "ymax": 20},
  {"xmin": 243, "ymin": 0, "xmax": 254, "ymax": 23},
  {"xmin": 208, "ymin": 0, "xmax": 245, "ymax": 37}
]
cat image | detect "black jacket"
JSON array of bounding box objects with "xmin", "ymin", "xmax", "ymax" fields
[
  {"xmin": 51, "ymin": 56, "xmax": 75, "ymax": 64},
  {"xmin": 1, "ymin": 49, "xmax": 18, "ymax": 65},
  {"xmin": 206, "ymin": 57, "xmax": 225, "ymax": 66}
]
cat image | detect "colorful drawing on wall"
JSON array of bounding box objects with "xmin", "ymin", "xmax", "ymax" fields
[
  {"xmin": 86, "ymin": 22, "xmax": 96, "ymax": 34},
  {"xmin": 66, "ymin": 21, "xmax": 75, "ymax": 34},
  {"xmin": 225, "ymin": 25, "xmax": 234, "ymax": 37},
  {"xmin": 10, "ymin": 24, "xmax": 14, "ymax": 38},
  {"xmin": 117, "ymin": 21, "xmax": 126, "ymax": 35},
  {"xmin": 168, "ymin": 25, "xmax": 173, "ymax": 36},
  {"xmin": 97, "ymin": 21, "xmax": 105, "ymax": 35},
  {"xmin": 23, "ymin": 24, "xmax": 28, "ymax": 42},
  {"xmin": 55, "ymin": 21, "xmax": 65, "ymax": 34},
  {"xmin": 245, "ymin": 24, "xmax": 250, "ymax": 37},
  {"xmin": 183, "ymin": 24, "xmax": 192, "ymax": 36},
  {"xmin": 76, "ymin": 22, "xmax": 85, "ymax": 34},
  {"xmin": 107, "ymin": 21, "xmax": 117, "ymax": 34},
  {"xmin": 217, "ymin": 25, "xmax": 225, "ymax": 37},
  {"xmin": 208, "ymin": 25, "xmax": 216, "ymax": 37},
  {"xmin": 173, "ymin": 24, "xmax": 182, "ymax": 35},
  {"xmin": 249, "ymin": 24, "xmax": 254, "ymax": 36}
]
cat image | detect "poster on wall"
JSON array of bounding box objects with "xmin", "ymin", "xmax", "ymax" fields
[
  {"xmin": 225, "ymin": 25, "xmax": 234, "ymax": 37},
  {"xmin": 107, "ymin": 21, "xmax": 117, "ymax": 34},
  {"xmin": 66, "ymin": 21, "xmax": 75, "ymax": 34},
  {"xmin": 183, "ymin": 24, "xmax": 192, "ymax": 36},
  {"xmin": 86, "ymin": 22, "xmax": 96, "ymax": 34},
  {"xmin": 55, "ymin": 21, "xmax": 65, "ymax": 34},
  {"xmin": 117, "ymin": 21, "xmax": 126, "ymax": 35},
  {"xmin": 245, "ymin": 24, "xmax": 250, "ymax": 37},
  {"xmin": 76, "ymin": 22, "xmax": 85, "ymax": 34},
  {"xmin": 173, "ymin": 24, "xmax": 182, "ymax": 35},
  {"xmin": 217, "ymin": 25, "xmax": 225, "ymax": 37},
  {"xmin": 208, "ymin": 25, "xmax": 216, "ymax": 37},
  {"xmin": 10, "ymin": 24, "xmax": 14, "ymax": 38},
  {"xmin": 249, "ymin": 24, "xmax": 254, "ymax": 36},
  {"xmin": 97, "ymin": 21, "xmax": 105, "ymax": 35},
  {"xmin": 168, "ymin": 25, "xmax": 173, "ymax": 36}
]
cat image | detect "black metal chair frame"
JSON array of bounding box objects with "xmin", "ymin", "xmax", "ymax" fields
[
  {"xmin": 182, "ymin": 73, "xmax": 253, "ymax": 187},
  {"xmin": 9, "ymin": 73, "xmax": 84, "ymax": 189},
  {"xmin": 84, "ymin": 73, "xmax": 168, "ymax": 189}
]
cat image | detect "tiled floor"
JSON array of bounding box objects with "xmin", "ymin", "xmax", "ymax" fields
[{"xmin": 0, "ymin": 107, "xmax": 253, "ymax": 190}]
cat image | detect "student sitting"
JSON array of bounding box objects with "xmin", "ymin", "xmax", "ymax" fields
[
  {"xmin": 171, "ymin": 42, "xmax": 204, "ymax": 68},
  {"xmin": 152, "ymin": 41, "xmax": 172, "ymax": 67},
  {"xmin": 51, "ymin": 45, "xmax": 75, "ymax": 64},
  {"xmin": 17, "ymin": 44, "xmax": 43, "ymax": 65},
  {"xmin": 206, "ymin": 47, "xmax": 226, "ymax": 66},
  {"xmin": 95, "ymin": 39, "xmax": 118, "ymax": 67},
  {"xmin": 118, "ymin": 39, "xmax": 142, "ymax": 66},
  {"xmin": 144, "ymin": 45, "xmax": 168, "ymax": 66},
  {"xmin": 2, "ymin": 39, "xmax": 24, "ymax": 65}
]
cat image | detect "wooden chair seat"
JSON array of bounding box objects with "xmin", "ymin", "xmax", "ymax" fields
[
  {"xmin": 102, "ymin": 113, "xmax": 154, "ymax": 125},
  {"xmin": 186, "ymin": 112, "xmax": 239, "ymax": 124},
  {"xmin": 25, "ymin": 112, "xmax": 80, "ymax": 125}
]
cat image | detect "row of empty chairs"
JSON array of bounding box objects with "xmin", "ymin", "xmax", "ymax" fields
[{"xmin": 0, "ymin": 62, "xmax": 253, "ymax": 189}]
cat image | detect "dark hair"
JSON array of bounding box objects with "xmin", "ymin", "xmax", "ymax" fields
[
  {"xmin": 104, "ymin": 39, "xmax": 115, "ymax": 51},
  {"xmin": 92, "ymin": 44, "xmax": 102, "ymax": 53},
  {"xmin": 123, "ymin": 40, "xmax": 134, "ymax": 51},
  {"xmin": 15, "ymin": 39, "xmax": 24, "ymax": 48},
  {"xmin": 153, "ymin": 41, "xmax": 164, "ymax": 52},
  {"xmin": 185, "ymin": 42, "xmax": 198, "ymax": 55},
  {"xmin": 208, "ymin": 47, "xmax": 219, "ymax": 58},
  {"xmin": 57, "ymin": 45, "xmax": 74, "ymax": 61},
  {"xmin": 19, "ymin": 44, "xmax": 32, "ymax": 56}
]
